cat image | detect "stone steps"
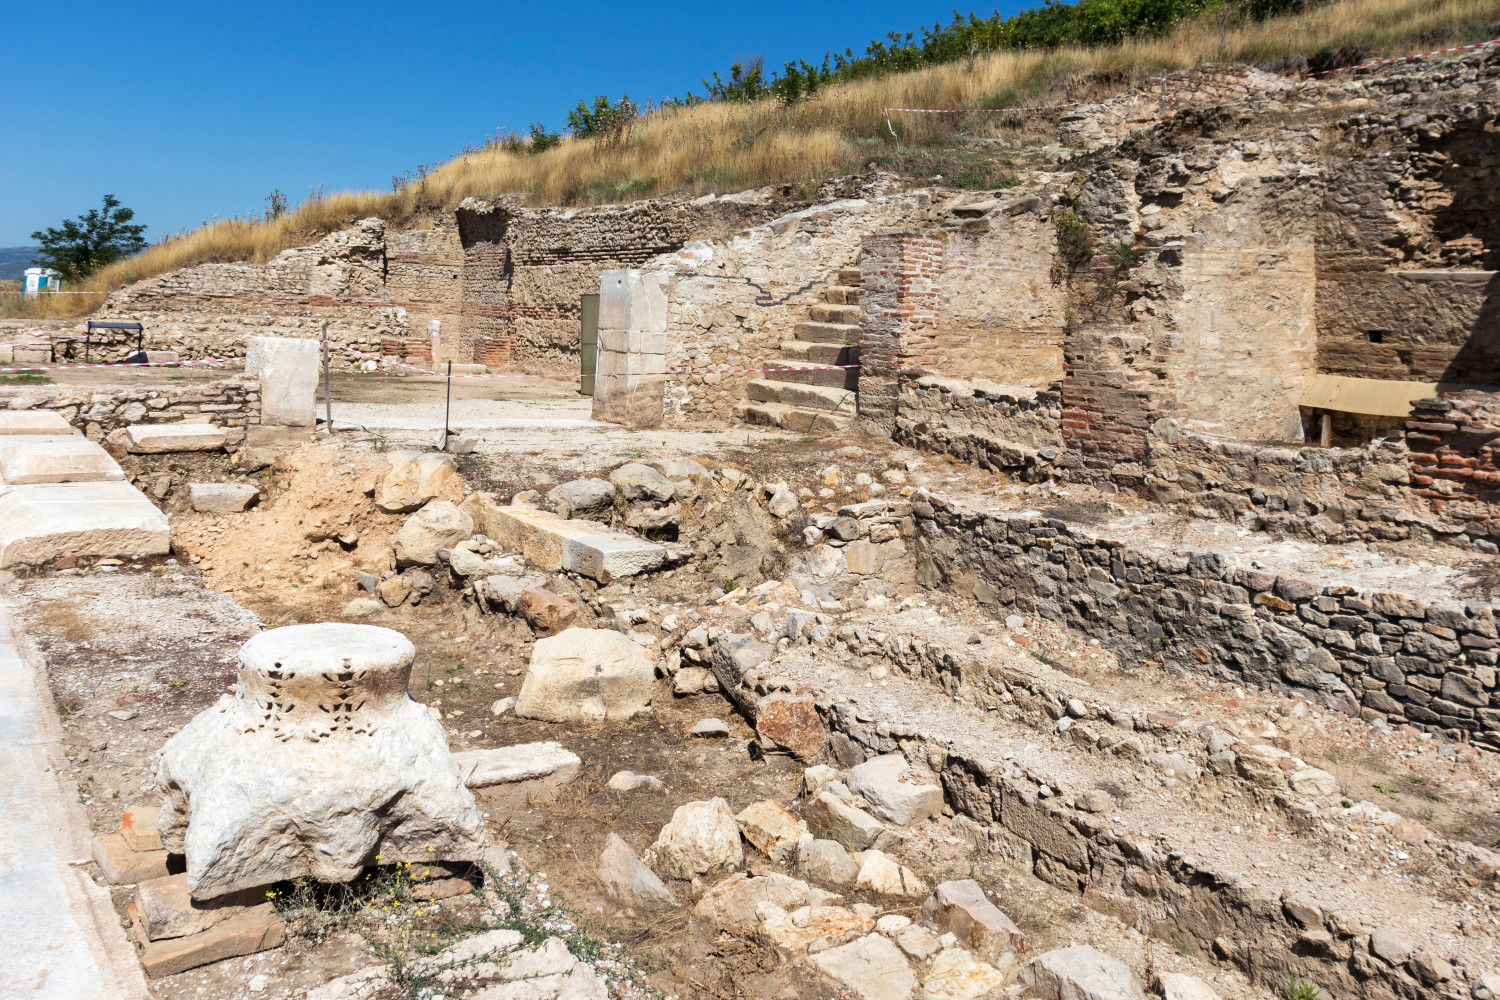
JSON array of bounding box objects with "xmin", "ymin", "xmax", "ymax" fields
[
  {"xmin": 758, "ymin": 359, "xmax": 859, "ymax": 390},
  {"xmin": 808, "ymin": 302, "xmax": 861, "ymax": 325},
  {"xmin": 823, "ymin": 285, "xmax": 861, "ymax": 306},
  {"xmin": 780, "ymin": 341, "xmax": 859, "ymax": 366},
  {"xmin": 793, "ymin": 321, "xmax": 860, "ymax": 345},
  {"xmin": 735, "ymin": 402, "xmax": 848, "ymax": 435},
  {"xmin": 745, "ymin": 380, "xmax": 857, "ymax": 413},
  {"xmin": 836, "ymin": 267, "xmax": 862, "ymax": 286}
]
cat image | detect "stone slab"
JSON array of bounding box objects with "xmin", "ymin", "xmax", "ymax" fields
[
  {"xmin": 460, "ymin": 494, "xmax": 665, "ymax": 582},
  {"xmin": 92, "ymin": 833, "xmax": 171, "ymax": 886},
  {"xmin": 244, "ymin": 424, "xmax": 317, "ymax": 447},
  {"xmin": 123, "ymin": 423, "xmax": 227, "ymax": 453},
  {"xmin": 0, "ymin": 411, "xmax": 75, "ymax": 435},
  {"xmin": 452, "ymin": 742, "xmax": 580, "ymax": 808},
  {"xmin": 132, "ymin": 874, "xmax": 262, "ymax": 942},
  {"xmin": 0, "ymin": 481, "xmax": 171, "ymax": 569},
  {"xmin": 119, "ymin": 807, "xmax": 162, "ymax": 852},
  {"xmin": 130, "ymin": 903, "xmax": 285, "ymax": 978},
  {"xmin": 245, "ymin": 336, "xmax": 319, "ymax": 427},
  {"xmin": 0, "ymin": 438, "xmax": 124, "ymax": 485},
  {"xmin": 188, "ymin": 483, "xmax": 261, "ymax": 514}
]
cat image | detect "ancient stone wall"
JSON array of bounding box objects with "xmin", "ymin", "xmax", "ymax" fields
[
  {"xmin": 652, "ymin": 186, "xmax": 923, "ymax": 422},
  {"xmin": 892, "ymin": 375, "xmax": 1063, "ymax": 476},
  {"xmin": 457, "ymin": 196, "xmax": 792, "ymax": 374},
  {"xmin": 0, "ymin": 377, "xmax": 258, "ymax": 441},
  {"xmin": 857, "ymin": 229, "xmax": 945, "ymax": 431},
  {"xmin": 909, "ymin": 495, "xmax": 1499, "ymax": 747}
]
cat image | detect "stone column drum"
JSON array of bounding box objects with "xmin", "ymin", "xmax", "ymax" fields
[{"xmin": 153, "ymin": 624, "xmax": 485, "ymax": 900}]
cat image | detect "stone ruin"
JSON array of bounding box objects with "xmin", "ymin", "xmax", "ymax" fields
[{"xmin": 154, "ymin": 623, "xmax": 486, "ymax": 899}]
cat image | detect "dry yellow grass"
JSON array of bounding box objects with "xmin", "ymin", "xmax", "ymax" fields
[{"xmin": 63, "ymin": 0, "xmax": 1497, "ymax": 307}]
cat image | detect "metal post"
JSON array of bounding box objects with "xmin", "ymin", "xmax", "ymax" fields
[
  {"xmin": 322, "ymin": 320, "xmax": 333, "ymax": 434},
  {"xmin": 444, "ymin": 361, "xmax": 453, "ymax": 443}
]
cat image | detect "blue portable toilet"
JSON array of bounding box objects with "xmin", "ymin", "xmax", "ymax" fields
[{"xmin": 22, "ymin": 267, "xmax": 61, "ymax": 297}]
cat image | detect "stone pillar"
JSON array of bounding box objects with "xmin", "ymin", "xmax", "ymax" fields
[
  {"xmin": 857, "ymin": 229, "xmax": 944, "ymax": 435},
  {"xmin": 591, "ymin": 270, "xmax": 667, "ymax": 428},
  {"xmin": 244, "ymin": 336, "xmax": 319, "ymax": 429}
]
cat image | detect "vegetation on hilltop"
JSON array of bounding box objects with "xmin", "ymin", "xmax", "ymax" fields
[{"xmin": 45, "ymin": 0, "xmax": 1500, "ymax": 311}]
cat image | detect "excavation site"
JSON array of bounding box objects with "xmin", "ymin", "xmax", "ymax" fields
[{"xmin": 2, "ymin": 22, "xmax": 1499, "ymax": 1000}]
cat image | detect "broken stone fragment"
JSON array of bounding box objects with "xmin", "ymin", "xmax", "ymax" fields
[
  {"xmin": 516, "ymin": 629, "xmax": 655, "ymax": 723},
  {"xmin": 610, "ymin": 462, "xmax": 675, "ymax": 502},
  {"xmin": 598, "ymin": 832, "xmax": 676, "ymax": 910},
  {"xmin": 854, "ymin": 849, "xmax": 927, "ymax": 897},
  {"xmin": 546, "ymin": 477, "xmax": 616, "ymax": 518},
  {"xmin": 606, "ymin": 770, "xmax": 664, "ymax": 792},
  {"xmin": 805, "ymin": 790, "xmax": 888, "ymax": 852},
  {"xmin": 920, "ymin": 879, "xmax": 1027, "ymax": 965},
  {"xmin": 644, "ymin": 798, "xmax": 744, "ymax": 879},
  {"xmin": 695, "ymin": 871, "xmax": 809, "ymax": 934},
  {"xmin": 517, "ymin": 587, "xmax": 578, "ymax": 636},
  {"xmin": 1022, "ymin": 945, "xmax": 1146, "ymax": 1000},
  {"xmin": 755, "ymin": 691, "xmax": 826, "ymax": 759},
  {"xmin": 374, "ymin": 452, "xmax": 455, "ymax": 513},
  {"xmin": 392, "ymin": 500, "xmax": 473, "ymax": 566},
  {"xmin": 812, "ymin": 933, "xmax": 917, "ymax": 1000},
  {"xmin": 922, "ymin": 947, "xmax": 1007, "ymax": 999},
  {"xmin": 844, "ymin": 754, "xmax": 946, "ymax": 825},
  {"xmin": 736, "ymin": 800, "xmax": 808, "ymax": 861},
  {"xmin": 451, "ymin": 742, "xmax": 579, "ymax": 807},
  {"xmin": 153, "ymin": 623, "xmax": 485, "ymax": 900},
  {"xmin": 188, "ymin": 483, "xmax": 260, "ymax": 514},
  {"xmin": 1153, "ymin": 972, "xmax": 1222, "ymax": 1000},
  {"xmin": 798, "ymin": 838, "xmax": 859, "ymax": 887}
]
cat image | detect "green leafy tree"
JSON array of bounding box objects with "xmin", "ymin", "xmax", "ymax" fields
[{"xmin": 30, "ymin": 194, "xmax": 147, "ymax": 279}]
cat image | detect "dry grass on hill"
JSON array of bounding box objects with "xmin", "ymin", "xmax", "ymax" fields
[{"xmin": 37, "ymin": 0, "xmax": 1495, "ymax": 312}]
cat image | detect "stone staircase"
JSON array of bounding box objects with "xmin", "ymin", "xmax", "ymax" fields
[{"xmin": 736, "ymin": 266, "xmax": 861, "ymax": 435}]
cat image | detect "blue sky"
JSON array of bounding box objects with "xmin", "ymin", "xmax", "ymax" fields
[{"xmin": 0, "ymin": 1, "xmax": 1020, "ymax": 246}]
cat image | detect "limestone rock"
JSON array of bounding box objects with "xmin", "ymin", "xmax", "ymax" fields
[
  {"xmin": 516, "ymin": 630, "xmax": 656, "ymax": 723},
  {"xmin": 845, "ymin": 754, "xmax": 945, "ymax": 825},
  {"xmin": 610, "ymin": 463, "xmax": 674, "ymax": 502},
  {"xmin": 0, "ymin": 410, "xmax": 72, "ymax": 435},
  {"xmin": 735, "ymin": 800, "xmax": 808, "ymax": 861},
  {"xmin": 1154, "ymin": 972, "xmax": 1221, "ymax": 1000},
  {"xmin": 799, "ymin": 838, "xmax": 859, "ymax": 887},
  {"xmin": 548, "ymin": 478, "xmax": 616, "ymax": 519},
  {"xmin": 598, "ymin": 832, "xmax": 675, "ymax": 910},
  {"xmin": 1021, "ymin": 945, "xmax": 1146, "ymax": 1000},
  {"xmin": 644, "ymin": 798, "xmax": 743, "ymax": 879},
  {"xmin": 125, "ymin": 423, "xmax": 227, "ymax": 453},
  {"xmin": 0, "ymin": 437, "xmax": 123, "ymax": 484},
  {"xmin": 695, "ymin": 872, "xmax": 809, "ymax": 934},
  {"xmin": 153, "ymin": 624, "xmax": 485, "ymax": 900},
  {"xmin": 606, "ymin": 771, "xmax": 664, "ymax": 792},
  {"xmin": 375, "ymin": 452, "xmax": 456, "ymax": 513},
  {"xmin": 923, "ymin": 947, "xmax": 1007, "ymax": 1000},
  {"xmin": 854, "ymin": 850, "xmax": 927, "ymax": 897},
  {"xmin": 768, "ymin": 487, "xmax": 798, "ymax": 519},
  {"xmin": 377, "ymin": 575, "xmax": 411, "ymax": 607},
  {"xmin": 760, "ymin": 904, "xmax": 873, "ymax": 959},
  {"xmin": 518, "ymin": 587, "xmax": 579, "ymax": 636},
  {"xmin": 920, "ymin": 880, "xmax": 1026, "ymax": 965},
  {"xmin": 188, "ymin": 483, "xmax": 261, "ymax": 514},
  {"xmin": 392, "ymin": 501, "xmax": 474, "ymax": 567},
  {"xmin": 451, "ymin": 742, "xmax": 579, "ymax": 806},
  {"xmin": 1370, "ymin": 926, "xmax": 1414, "ymax": 965},
  {"xmin": 812, "ymin": 933, "xmax": 917, "ymax": 1000},
  {"xmin": 755, "ymin": 692, "xmax": 826, "ymax": 759},
  {"xmin": 1286, "ymin": 766, "xmax": 1339, "ymax": 797},
  {"xmin": 805, "ymin": 791, "xmax": 887, "ymax": 852}
]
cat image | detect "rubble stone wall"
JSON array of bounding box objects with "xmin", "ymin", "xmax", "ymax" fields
[
  {"xmin": 0, "ymin": 376, "xmax": 258, "ymax": 440},
  {"xmin": 892, "ymin": 375, "xmax": 1063, "ymax": 476},
  {"xmin": 911, "ymin": 498, "xmax": 1499, "ymax": 748}
]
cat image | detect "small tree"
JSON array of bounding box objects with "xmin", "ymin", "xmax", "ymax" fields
[
  {"xmin": 265, "ymin": 189, "xmax": 290, "ymax": 220},
  {"xmin": 30, "ymin": 194, "xmax": 148, "ymax": 280}
]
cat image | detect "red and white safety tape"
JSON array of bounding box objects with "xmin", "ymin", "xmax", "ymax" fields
[
  {"xmin": 0, "ymin": 355, "xmax": 245, "ymax": 374},
  {"xmin": 330, "ymin": 341, "xmax": 858, "ymax": 381}
]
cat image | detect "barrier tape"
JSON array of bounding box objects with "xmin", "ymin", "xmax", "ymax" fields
[
  {"xmin": 882, "ymin": 37, "xmax": 1500, "ymax": 129},
  {"xmin": 0, "ymin": 355, "xmax": 245, "ymax": 374},
  {"xmin": 329, "ymin": 342, "xmax": 859, "ymax": 381}
]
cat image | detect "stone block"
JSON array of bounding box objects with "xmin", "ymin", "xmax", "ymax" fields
[
  {"xmin": 805, "ymin": 791, "xmax": 887, "ymax": 852},
  {"xmin": 133, "ymin": 873, "xmax": 263, "ymax": 941},
  {"xmin": 120, "ymin": 805, "xmax": 163, "ymax": 852},
  {"xmin": 93, "ymin": 832, "xmax": 171, "ymax": 885},
  {"xmin": 920, "ymin": 879, "xmax": 1027, "ymax": 964},
  {"xmin": 188, "ymin": 483, "xmax": 261, "ymax": 513},
  {"xmin": 453, "ymin": 742, "xmax": 580, "ymax": 808},
  {"xmin": 0, "ymin": 411, "xmax": 74, "ymax": 435},
  {"xmin": 755, "ymin": 692, "xmax": 826, "ymax": 759},
  {"xmin": 811, "ymin": 933, "xmax": 917, "ymax": 1000},
  {"xmin": 845, "ymin": 754, "xmax": 945, "ymax": 825},
  {"xmin": 0, "ymin": 438, "xmax": 122, "ymax": 484},
  {"xmin": 461, "ymin": 495, "xmax": 665, "ymax": 582},
  {"xmin": 124, "ymin": 423, "xmax": 227, "ymax": 453},
  {"xmin": 0, "ymin": 481, "xmax": 170, "ymax": 568},
  {"xmin": 244, "ymin": 424, "xmax": 316, "ymax": 448},
  {"xmin": 131, "ymin": 902, "xmax": 285, "ymax": 978},
  {"xmin": 245, "ymin": 336, "xmax": 320, "ymax": 426}
]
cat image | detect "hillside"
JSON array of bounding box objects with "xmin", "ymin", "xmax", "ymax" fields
[
  {"xmin": 0, "ymin": 246, "xmax": 39, "ymax": 280},
  {"xmin": 49, "ymin": 0, "xmax": 1500, "ymax": 305}
]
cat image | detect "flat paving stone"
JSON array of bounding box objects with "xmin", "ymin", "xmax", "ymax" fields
[
  {"xmin": 0, "ymin": 411, "xmax": 75, "ymax": 435},
  {"xmin": 0, "ymin": 481, "xmax": 170, "ymax": 568},
  {"xmin": 123, "ymin": 423, "xmax": 227, "ymax": 453},
  {"xmin": 0, "ymin": 438, "xmax": 123, "ymax": 485}
]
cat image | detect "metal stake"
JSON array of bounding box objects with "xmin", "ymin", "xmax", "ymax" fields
[
  {"xmin": 322, "ymin": 321, "xmax": 333, "ymax": 434},
  {"xmin": 443, "ymin": 361, "xmax": 453, "ymax": 449}
]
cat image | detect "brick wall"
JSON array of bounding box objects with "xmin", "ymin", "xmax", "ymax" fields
[
  {"xmin": 857, "ymin": 229, "xmax": 945, "ymax": 430},
  {"xmin": 1060, "ymin": 326, "xmax": 1188, "ymax": 463},
  {"xmin": 1402, "ymin": 392, "xmax": 1500, "ymax": 527}
]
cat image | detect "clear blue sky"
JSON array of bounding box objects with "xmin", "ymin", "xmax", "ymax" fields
[{"xmin": 0, "ymin": 0, "xmax": 1022, "ymax": 247}]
